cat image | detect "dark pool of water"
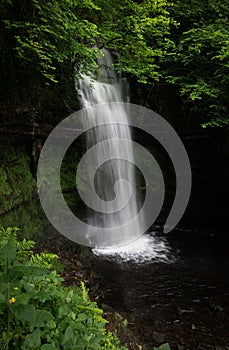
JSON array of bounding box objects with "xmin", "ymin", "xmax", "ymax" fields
[{"xmin": 92, "ymin": 229, "xmax": 229, "ymax": 349}]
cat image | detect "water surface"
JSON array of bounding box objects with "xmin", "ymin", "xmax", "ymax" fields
[{"xmin": 92, "ymin": 229, "xmax": 229, "ymax": 349}]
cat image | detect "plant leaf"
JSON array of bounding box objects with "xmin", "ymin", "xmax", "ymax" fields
[
  {"xmin": 13, "ymin": 304, "xmax": 36, "ymax": 325},
  {"xmin": 24, "ymin": 328, "xmax": 41, "ymax": 348},
  {"xmin": 35, "ymin": 309, "xmax": 54, "ymax": 327},
  {"xmin": 0, "ymin": 242, "xmax": 16, "ymax": 264},
  {"xmin": 64, "ymin": 325, "xmax": 74, "ymax": 344},
  {"xmin": 41, "ymin": 344, "xmax": 57, "ymax": 350}
]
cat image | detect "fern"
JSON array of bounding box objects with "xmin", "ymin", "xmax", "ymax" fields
[
  {"xmin": 0, "ymin": 227, "xmax": 60, "ymax": 268},
  {"xmin": 0, "ymin": 226, "xmax": 19, "ymax": 247},
  {"xmin": 80, "ymin": 281, "xmax": 89, "ymax": 302},
  {"xmin": 0, "ymin": 227, "xmax": 35, "ymax": 255},
  {"xmin": 16, "ymin": 238, "xmax": 36, "ymax": 262},
  {"xmin": 30, "ymin": 252, "xmax": 59, "ymax": 269},
  {"xmin": 17, "ymin": 238, "xmax": 35, "ymax": 251}
]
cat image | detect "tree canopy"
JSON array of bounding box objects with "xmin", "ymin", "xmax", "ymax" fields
[{"xmin": 0, "ymin": 0, "xmax": 228, "ymax": 126}]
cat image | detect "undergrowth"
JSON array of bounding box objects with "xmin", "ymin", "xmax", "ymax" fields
[{"xmin": 0, "ymin": 226, "xmax": 127, "ymax": 350}]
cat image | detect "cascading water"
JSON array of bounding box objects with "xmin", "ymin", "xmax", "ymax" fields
[
  {"xmin": 77, "ymin": 49, "xmax": 171, "ymax": 262},
  {"xmin": 77, "ymin": 49, "xmax": 141, "ymax": 245}
]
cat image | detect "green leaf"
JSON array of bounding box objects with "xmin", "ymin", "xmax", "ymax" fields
[
  {"xmin": 2, "ymin": 331, "xmax": 7, "ymax": 342},
  {"xmin": 46, "ymin": 320, "xmax": 56, "ymax": 329},
  {"xmin": 35, "ymin": 309, "xmax": 54, "ymax": 327},
  {"xmin": 41, "ymin": 345, "xmax": 57, "ymax": 350},
  {"xmin": 9, "ymin": 265, "xmax": 47, "ymax": 279},
  {"xmin": 0, "ymin": 293, "xmax": 6, "ymax": 303},
  {"xmin": 24, "ymin": 328, "xmax": 41, "ymax": 348},
  {"xmin": 0, "ymin": 242, "xmax": 16, "ymax": 264},
  {"xmin": 13, "ymin": 304, "xmax": 36, "ymax": 325},
  {"xmin": 64, "ymin": 325, "xmax": 74, "ymax": 344},
  {"xmin": 58, "ymin": 305, "xmax": 68, "ymax": 317},
  {"xmin": 77, "ymin": 313, "xmax": 88, "ymax": 321},
  {"xmin": 154, "ymin": 343, "xmax": 171, "ymax": 350}
]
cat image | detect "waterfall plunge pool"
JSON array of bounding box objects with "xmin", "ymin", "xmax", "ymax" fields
[{"xmin": 91, "ymin": 228, "xmax": 229, "ymax": 349}]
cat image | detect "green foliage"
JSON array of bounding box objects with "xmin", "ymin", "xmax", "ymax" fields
[
  {"xmin": 1, "ymin": 0, "xmax": 228, "ymax": 127},
  {"xmin": 1, "ymin": 0, "xmax": 175, "ymax": 84},
  {"xmin": 163, "ymin": 0, "xmax": 229, "ymax": 127},
  {"xmin": 0, "ymin": 142, "xmax": 44, "ymax": 238},
  {"xmin": 30, "ymin": 252, "xmax": 60, "ymax": 270},
  {"xmin": 2, "ymin": 0, "xmax": 99, "ymax": 82},
  {"xmin": 94, "ymin": 0, "xmax": 176, "ymax": 83},
  {"xmin": 0, "ymin": 227, "xmax": 127, "ymax": 350},
  {"xmin": 154, "ymin": 344, "xmax": 171, "ymax": 350},
  {"xmin": 0, "ymin": 169, "xmax": 12, "ymax": 197},
  {"xmin": 0, "ymin": 146, "xmax": 36, "ymax": 215}
]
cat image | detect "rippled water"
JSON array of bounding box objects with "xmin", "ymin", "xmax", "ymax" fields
[{"xmin": 92, "ymin": 229, "xmax": 229, "ymax": 349}]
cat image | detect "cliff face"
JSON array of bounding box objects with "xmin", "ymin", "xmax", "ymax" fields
[
  {"xmin": 131, "ymin": 83, "xmax": 229, "ymax": 231},
  {"xmin": 0, "ymin": 124, "xmax": 228, "ymax": 235},
  {"xmin": 0, "ymin": 81, "xmax": 228, "ymax": 234},
  {"xmin": 0, "ymin": 135, "xmax": 41, "ymax": 235},
  {"xmin": 0, "ymin": 132, "xmax": 84, "ymax": 236}
]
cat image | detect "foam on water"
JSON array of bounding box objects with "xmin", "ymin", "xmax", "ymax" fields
[{"xmin": 93, "ymin": 232, "xmax": 174, "ymax": 263}]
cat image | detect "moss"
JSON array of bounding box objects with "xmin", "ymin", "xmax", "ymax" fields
[
  {"xmin": 0, "ymin": 134, "xmax": 87, "ymax": 239},
  {"xmin": 0, "ymin": 148, "xmax": 35, "ymax": 212},
  {"xmin": 0, "ymin": 202, "xmax": 42, "ymax": 239},
  {"xmin": 0, "ymin": 139, "xmax": 42, "ymax": 238},
  {"xmin": 0, "ymin": 168, "xmax": 12, "ymax": 198}
]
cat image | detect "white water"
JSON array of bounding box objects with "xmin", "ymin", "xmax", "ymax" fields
[
  {"xmin": 77, "ymin": 49, "xmax": 142, "ymax": 248},
  {"xmin": 77, "ymin": 49, "xmax": 171, "ymax": 262},
  {"xmin": 93, "ymin": 232, "xmax": 173, "ymax": 263}
]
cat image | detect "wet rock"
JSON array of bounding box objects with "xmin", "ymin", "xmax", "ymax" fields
[
  {"xmin": 104, "ymin": 310, "xmax": 142, "ymax": 350},
  {"xmin": 75, "ymin": 260, "xmax": 83, "ymax": 268},
  {"xmin": 178, "ymin": 308, "xmax": 195, "ymax": 315},
  {"xmin": 151, "ymin": 331, "xmax": 165, "ymax": 343},
  {"xmin": 173, "ymin": 319, "xmax": 182, "ymax": 325},
  {"xmin": 197, "ymin": 344, "xmax": 215, "ymax": 350},
  {"xmin": 100, "ymin": 303, "xmax": 116, "ymax": 313},
  {"xmin": 177, "ymin": 345, "xmax": 186, "ymax": 350},
  {"xmin": 209, "ymin": 302, "xmax": 224, "ymax": 312}
]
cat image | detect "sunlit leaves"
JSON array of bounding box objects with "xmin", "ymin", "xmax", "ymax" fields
[
  {"xmin": 163, "ymin": 0, "xmax": 229, "ymax": 127},
  {"xmin": 2, "ymin": 0, "xmax": 100, "ymax": 81},
  {"xmin": 1, "ymin": 0, "xmax": 228, "ymax": 126},
  {"xmin": 92, "ymin": 0, "xmax": 176, "ymax": 83}
]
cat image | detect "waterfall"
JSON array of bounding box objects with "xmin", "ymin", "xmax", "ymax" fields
[{"xmin": 77, "ymin": 49, "xmax": 142, "ymax": 248}]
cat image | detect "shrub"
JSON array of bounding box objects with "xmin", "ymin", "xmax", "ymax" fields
[{"xmin": 0, "ymin": 227, "xmax": 127, "ymax": 350}]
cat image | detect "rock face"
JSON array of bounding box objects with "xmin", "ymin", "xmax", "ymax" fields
[
  {"xmin": 131, "ymin": 82, "xmax": 229, "ymax": 232},
  {"xmin": 0, "ymin": 132, "xmax": 84, "ymax": 237},
  {"xmin": 0, "ymin": 135, "xmax": 41, "ymax": 235},
  {"xmin": 1, "ymin": 121, "xmax": 228, "ymax": 237},
  {"xmin": 0, "ymin": 78, "xmax": 228, "ymax": 236}
]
